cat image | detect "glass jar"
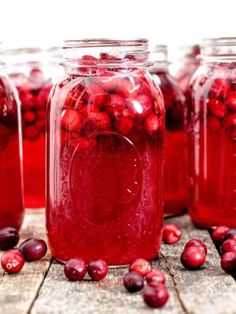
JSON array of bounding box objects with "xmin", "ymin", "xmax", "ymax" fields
[
  {"xmin": 4, "ymin": 47, "xmax": 60, "ymax": 208},
  {"xmin": 150, "ymin": 45, "xmax": 186, "ymax": 217},
  {"xmin": 47, "ymin": 39, "xmax": 165, "ymax": 265},
  {"xmin": 0, "ymin": 50, "xmax": 24, "ymax": 229},
  {"xmin": 188, "ymin": 37, "xmax": 236, "ymax": 227},
  {"xmin": 175, "ymin": 45, "xmax": 200, "ymax": 96}
]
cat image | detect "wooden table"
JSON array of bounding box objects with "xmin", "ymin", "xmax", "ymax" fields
[{"xmin": 0, "ymin": 210, "xmax": 236, "ymax": 314}]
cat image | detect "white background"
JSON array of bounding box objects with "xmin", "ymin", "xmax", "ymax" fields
[{"xmin": 1, "ymin": 0, "xmax": 236, "ymax": 60}]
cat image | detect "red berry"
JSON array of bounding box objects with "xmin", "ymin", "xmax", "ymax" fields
[
  {"xmin": 224, "ymin": 113, "xmax": 236, "ymax": 128},
  {"xmin": 208, "ymin": 116, "xmax": 221, "ymax": 131},
  {"xmin": 87, "ymin": 259, "xmax": 108, "ymax": 281},
  {"xmin": 221, "ymin": 252, "xmax": 236, "ymax": 273},
  {"xmin": 18, "ymin": 238, "xmax": 47, "ymax": 262},
  {"xmin": 180, "ymin": 247, "xmax": 206, "ymax": 270},
  {"xmin": 117, "ymin": 77, "xmax": 134, "ymax": 98},
  {"xmin": 123, "ymin": 271, "xmax": 144, "ymax": 292},
  {"xmin": 163, "ymin": 224, "xmax": 182, "ymax": 244},
  {"xmin": 224, "ymin": 228, "xmax": 236, "ymax": 241},
  {"xmin": 87, "ymin": 83, "xmax": 107, "ymax": 107},
  {"xmin": 145, "ymin": 114, "xmax": 160, "ymax": 135},
  {"xmin": 212, "ymin": 226, "xmax": 230, "ymax": 244},
  {"xmin": 116, "ymin": 117, "xmax": 133, "ymax": 135},
  {"xmin": 226, "ymin": 92, "xmax": 236, "ymax": 111},
  {"xmin": 61, "ymin": 109, "xmax": 82, "ymax": 132},
  {"xmin": 23, "ymin": 111, "xmax": 36, "ymax": 123},
  {"xmin": 208, "ymin": 98, "xmax": 226, "ymax": 118},
  {"xmin": 1, "ymin": 249, "xmax": 24, "ymax": 273},
  {"xmin": 23, "ymin": 125, "xmax": 41, "ymax": 141},
  {"xmin": 0, "ymin": 227, "xmax": 19, "ymax": 251},
  {"xmin": 64, "ymin": 258, "xmax": 87, "ymax": 281},
  {"xmin": 209, "ymin": 78, "xmax": 229, "ymax": 99},
  {"xmin": 184, "ymin": 239, "xmax": 207, "ymax": 255},
  {"xmin": 135, "ymin": 94, "xmax": 152, "ymax": 116},
  {"xmin": 146, "ymin": 269, "xmax": 166, "ymax": 285},
  {"xmin": 129, "ymin": 258, "xmax": 151, "ymax": 277},
  {"xmin": 89, "ymin": 112, "xmax": 111, "ymax": 131},
  {"xmin": 106, "ymin": 94, "xmax": 125, "ymax": 117},
  {"xmin": 221, "ymin": 239, "xmax": 236, "ymax": 254},
  {"xmin": 142, "ymin": 284, "xmax": 169, "ymax": 308}
]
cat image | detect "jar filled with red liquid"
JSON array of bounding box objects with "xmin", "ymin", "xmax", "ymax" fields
[
  {"xmin": 4, "ymin": 47, "xmax": 59, "ymax": 208},
  {"xmin": 188, "ymin": 37, "xmax": 236, "ymax": 227},
  {"xmin": 46, "ymin": 39, "xmax": 165, "ymax": 265},
  {"xmin": 150, "ymin": 45, "xmax": 186, "ymax": 216},
  {"xmin": 0, "ymin": 52, "xmax": 24, "ymax": 229},
  {"xmin": 175, "ymin": 45, "xmax": 200, "ymax": 96}
]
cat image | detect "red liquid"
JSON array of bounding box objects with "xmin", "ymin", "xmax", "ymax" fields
[
  {"xmin": 10, "ymin": 69, "xmax": 52, "ymax": 208},
  {"xmin": 151, "ymin": 69, "xmax": 186, "ymax": 216},
  {"xmin": 47, "ymin": 60, "xmax": 164, "ymax": 265},
  {"xmin": 0, "ymin": 76, "xmax": 24, "ymax": 229},
  {"xmin": 188, "ymin": 63, "xmax": 236, "ymax": 227}
]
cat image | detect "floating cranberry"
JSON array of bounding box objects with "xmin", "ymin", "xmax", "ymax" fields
[
  {"xmin": 142, "ymin": 284, "xmax": 169, "ymax": 308},
  {"xmin": 146, "ymin": 269, "xmax": 166, "ymax": 285},
  {"xmin": 18, "ymin": 238, "xmax": 47, "ymax": 262},
  {"xmin": 106, "ymin": 94, "xmax": 125, "ymax": 117},
  {"xmin": 87, "ymin": 259, "xmax": 108, "ymax": 281},
  {"xmin": 1, "ymin": 249, "xmax": 24, "ymax": 274},
  {"xmin": 221, "ymin": 239, "xmax": 236, "ymax": 254},
  {"xmin": 180, "ymin": 247, "xmax": 206, "ymax": 270},
  {"xmin": 209, "ymin": 78, "xmax": 229, "ymax": 99},
  {"xmin": 145, "ymin": 114, "xmax": 160, "ymax": 135},
  {"xmin": 211, "ymin": 226, "xmax": 230, "ymax": 244},
  {"xmin": 23, "ymin": 111, "xmax": 36, "ymax": 124},
  {"xmin": 61, "ymin": 109, "xmax": 82, "ymax": 132},
  {"xmin": 208, "ymin": 98, "xmax": 226, "ymax": 118},
  {"xmin": 224, "ymin": 228, "xmax": 236, "ymax": 241},
  {"xmin": 224, "ymin": 113, "xmax": 236, "ymax": 128},
  {"xmin": 221, "ymin": 251, "xmax": 236, "ymax": 273},
  {"xmin": 89, "ymin": 112, "xmax": 111, "ymax": 131},
  {"xmin": 129, "ymin": 258, "xmax": 151, "ymax": 277},
  {"xmin": 64, "ymin": 258, "xmax": 87, "ymax": 281},
  {"xmin": 0, "ymin": 227, "xmax": 19, "ymax": 251},
  {"xmin": 123, "ymin": 271, "xmax": 144, "ymax": 292},
  {"xmin": 184, "ymin": 239, "xmax": 207, "ymax": 255},
  {"xmin": 163, "ymin": 224, "xmax": 182, "ymax": 244},
  {"xmin": 116, "ymin": 116, "xmax": 133, "ymax": 135},
  {"xmin": 226, "ymin": 92, "xmax": 236, "ymax": 111},
  {"xmin": 23, "ymin": 125, "xmax": 41, "ymax": 141}
]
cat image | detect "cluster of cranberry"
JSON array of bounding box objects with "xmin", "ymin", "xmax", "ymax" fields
[
  {"xmin": 11, "ymin": 68, "xmax": 52, "ymax": 141},
  {"xmin": 0, "ymin": 227, "xmax": 47, "ymax": 273}
]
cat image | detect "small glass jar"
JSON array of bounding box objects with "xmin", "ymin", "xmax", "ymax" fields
[
  {"xmin": 47, "ymin": 39, "xmax": 165, "ymax": 265},
  {"xmin": 150, "ymin": 45, "xmax": 186, "ymax": 217},
  {"xmin": 175, "ymin": 45, "xmax": 200, "ymax": 95},
  {"xmin": 4, "ymin": 47, "xmax": 60, "ymax": 208},
  {"xmin": 0, "ymin": 49, "xmax": 24, "ymax": 229},
  {"xmin": 188, "ymin": 37, "xmax": 236, "ymax": 227}
]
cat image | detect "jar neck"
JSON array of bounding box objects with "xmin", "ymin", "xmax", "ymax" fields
[
  {"xmin": 62, "ymin": 39, "xmax": 151, "ymax": 70},
  {"xmin": 150, "ymin": 45, "xmax": 169, "ymax": 71},
  {"xmin": 200, "ymin": 38, "xmax": 236, "ymax": 63}
]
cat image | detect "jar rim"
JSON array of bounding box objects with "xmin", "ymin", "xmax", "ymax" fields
[{"xmin": 200, "ymin": 37, "xmax": 236, "ymax": 61}]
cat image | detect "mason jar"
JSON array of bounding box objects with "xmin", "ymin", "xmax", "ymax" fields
[{"xmin": 46, "ymin": 39, "xmax": 165, "ymax": 265}]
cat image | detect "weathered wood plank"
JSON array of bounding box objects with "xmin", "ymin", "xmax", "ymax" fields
[
  {"xmin": 0, "ymin": 210, "xmax": 51, "ymax": 314},
  {"xmin": 162, "ymin": 215, "xmax": 236, "ymax": 314}
]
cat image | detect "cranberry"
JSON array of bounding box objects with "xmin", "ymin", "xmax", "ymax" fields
[
  {"xmin": 221, "ymin": 252, "xmax": 236, "ymax": 273},
  {"xmin": 64, "ymin": 258, "xmax": 87, "ymax": 281},
  {"xmin": 18, "ymin": 238, "xmax": 47, "ymax": 262},
  {"xmin": 162, "ymin": 224, "xmax": 182, "ymax": 244},
  {"xmin": 87, "ymin": 259, "xmax": 108, "ymax": 281},
  {"xmin": 184, "ymin": 239, "xmax": 207, "ymax": 255},
  {"xmin": 116, "ymin": 116, "xmax": 133, "ymax": 135},
  {"xmin": 89, "ymin": 112, "xmax": 111, "ymax": 131},
  {"xmin": 211, "ymin": 226, "xmax": 230, "ymax": 244},
  {"xmin": 1, "ymin": 249, "xmax": 24, "ymax": 274},
  {"xmin": 0, "ymin": 227, "xmax": 19, "ymax": 251},
  {"xmin": 106, "ymin": 94, "xmax": 125, "ymax": 117},
  {"xmin": 145, "ymin": 114, "xmax": 160, "ymax": 135},
  {"xmin": 142, "ymin": 284, "xmax": 169, "ymax": 308},
  {"xmin": 180, "ymin": 247, "xmax": 206, "ymax": 270},
  {"xmin": 221, "ymin": 239, "xmax": 236, "ymax": 254},
  {"xmin": 87, "ymin": 83, "xmax": 107, "ymax": 107},
  {"xmin": 226, "ymin": 92, "xmax": 236, "ymax": 111},
  {"xmin": 129, "ymin": 258, "xmax": 151, "ymax": 277},
  {"xmin": 224, "ymin": 113, "xmax": 236, "ymax": 128},
  {"xmin": 146, "ymin": 269, "xmax": 166, "ymax": 285},
  {"xmin": 123, "ymin": 271, "xmax": 144, "ymax": 292},
  {"xmin": 117, "ymin": 77, "xmax": 134, "ymax": 98},
  {"xmin": 136, "ymin": 94, "xmax": 152, "ymax": 116},
  {"xmin": 208, "ymin": 98, "xmax": 226, "ymax": 118},
  {"xmin": 224, "ymin": 228, "xmax": 236, "ymax": 241},
  {"xmin": 61, "ymin": 109, "xmax": 82, "ymax": 132},
  {"xmin": 23, "ymin": 125, "xmax": 41, "ymax": 141},
  {"xmin": 208, "ymin": 116, "xmax": 221, "ymax": 131},
  {"xmin": 209, "ymin": 78, "xmax": 229, "ymax": 99},
  {"xmin": 23, "ymin": 111, "xmax": 36, "ymax": 123}
]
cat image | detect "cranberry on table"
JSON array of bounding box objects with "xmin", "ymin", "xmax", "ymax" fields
[
  {"xmin": 0, "ymin": 227, "xmax": 19, "ymax": 251},
  {"xmin": 123, "ymin": 271, "xmax": 144, "ymax": 292},
  {"xmin": 64, "ymin": 258, "xmax": 87, "ymax": 281},
  {"xmin": 87, "ymin": 259, "xmax": 108, "ymax": 281},
  {"xmin": 184, "ymin": 239, "xmax": 207, "ymax": 255},
  {"xmin": 211, "ymin": 226, "xmax": 230, "ymax": 244},
  {"xmin": 163, "ymin": 224, "xmax": 182, "ymax": 244},
  {"xmin": 221, "ymin": 239, "xmax": 236, "ymax": 254},
  {"xmin": 180, "ymin": 246, "xmax": 206, "ymax": 270},
  {"xmin": 221, "ymin": 252, "xmax": 236, "ymax": 273},
  {"xmin": 18, "ymin": 238, "xmax": 47, "ymax": 262},
  {"xmin": 1, "ymin": 249, "xmax": 24, "ymax": 274},
  {"xmin": 142, "ymin": 284, "xmax": 169, "ymax": 308},
  {"xmin": 146, "ymin": 269, "xmax": 166, "ymax": 285},
  {"xmin": 129, "ymin": 258, "xmax": 151, "ymax": 277}
]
